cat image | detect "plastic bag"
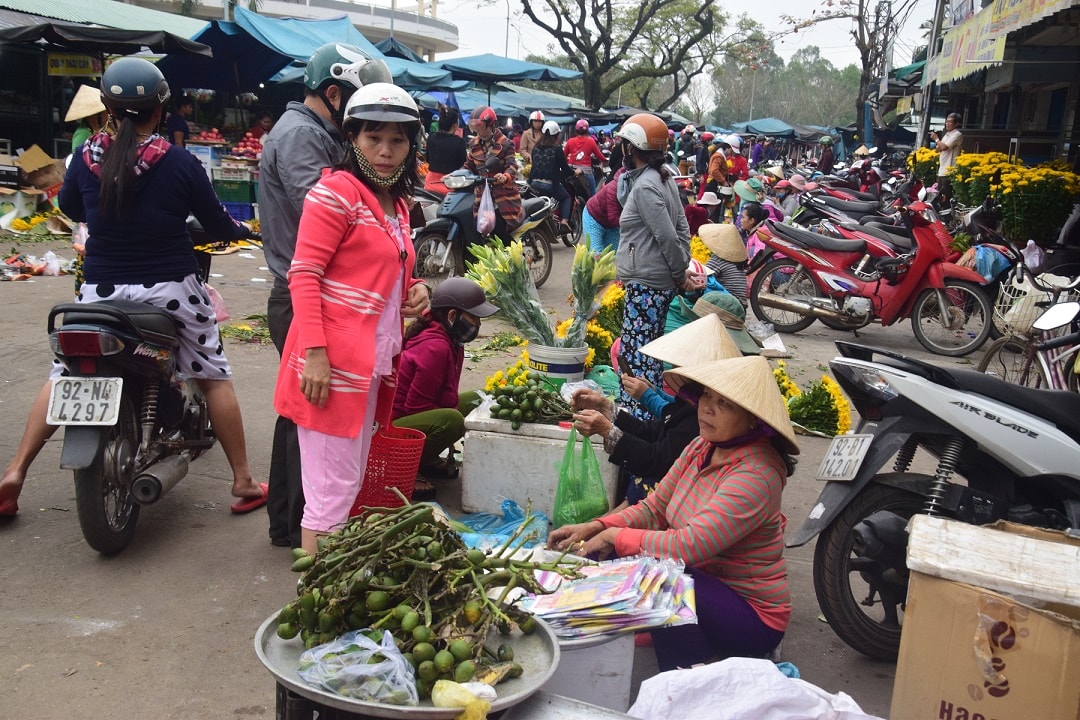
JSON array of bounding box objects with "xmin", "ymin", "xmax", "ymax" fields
[
  {"xmin": 204, "ymin": 283, "xmax": 230, "ymax": 322},
  {"xmin": 42, "ymin": 251, "xmax": 60, "ymax": 276},
  {"xmin": 552, "ymin": 428, "xmax": 609, "ymax": 528},
  {"xmin": 477, "ymin": 183, "xmax": 496, "ymax": 235},
  {"xmin": 1022, "ymin": 239, "xmax": 1046, "ymax": 274},
  {"xmin": 458, "ymin": 499, "xmax": 550, "ymax": 550},
  {"xmin": 297, "ymin": 629, "xmax": 418, "ymax": 706}
]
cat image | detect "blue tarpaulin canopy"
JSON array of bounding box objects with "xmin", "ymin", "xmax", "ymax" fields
[
  {"xmin": 432, "ymin": 53, "xmax": 582, "ymax": 83},
  {"xmin": 375, "ymin": 36, "xmax": 425, "ymax": 63},
  {"xmin": 271, "ymin": 56, "xmax": 462, "ymax": 91},
  {"xmin": 730, "ymin": 118, "xmax": 796, "ymax": 137},
  {"xmin": 157, "ymin": 7, "xmax": 384, "ymax": 91}
]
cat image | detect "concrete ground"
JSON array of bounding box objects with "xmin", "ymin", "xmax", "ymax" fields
[{"xmin": 0, "ymin": 236, "xmax": 980, "ymax": 719}]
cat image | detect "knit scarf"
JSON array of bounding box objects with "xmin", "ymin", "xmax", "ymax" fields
[{"xmin": 83, "ymin": 132, "xmax": 169, "ymax": 180}]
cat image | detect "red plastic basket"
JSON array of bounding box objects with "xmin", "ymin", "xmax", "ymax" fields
[{"xmin": 349, "ymin": 425, "xmax": 426, "ymax": 515}]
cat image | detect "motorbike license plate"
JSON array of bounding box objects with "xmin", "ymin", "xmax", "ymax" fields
[
  {"xmin": 816, "ymin": 433, "xmax": 874, "ymax": 482},
  {"xmin": 46, "ymin": 377, "xmax": 123, "ymax": 426}
]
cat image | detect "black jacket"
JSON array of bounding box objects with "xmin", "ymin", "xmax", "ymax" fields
[{"xmin": 607, "ymin": 397, "xmax": 699, "ymax": 480}]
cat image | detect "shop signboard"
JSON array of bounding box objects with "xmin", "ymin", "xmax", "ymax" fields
[{"xmin": 47, "ymin": 54, "xmax": 103, "ymax": 77}]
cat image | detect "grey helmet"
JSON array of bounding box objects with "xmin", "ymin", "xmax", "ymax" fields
[
  {"xmin": 303, "ymin": 43, "xmax": 392, "ymax": 92},
  {"xmin": 100, "ymin": 57, "xmax": 171, "ymax": 114},
  {"xmin": 430, "ymin": 277, "xmax": 499, "ymax": 317}
]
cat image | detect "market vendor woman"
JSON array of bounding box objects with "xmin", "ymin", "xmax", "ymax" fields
[{"xmin": 549, "ymin": 356, "xmax": 797, "ymax": 671}]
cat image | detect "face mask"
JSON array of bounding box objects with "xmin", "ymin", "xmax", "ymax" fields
[{"xmin": 446, "ymin": 314, "xmax": 480, "ymax": 345}]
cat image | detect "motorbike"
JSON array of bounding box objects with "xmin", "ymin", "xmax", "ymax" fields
[
  {"xmin": 44, "ymin": 228, "xmax": 223, "ymax": 554},
  {"xmin": 412, "ymin": 160, "xmax": 555, "ymax": 288},
  {"xmin": 747, "ymin": 201, "xmax": 994, "ymax": 356},
  {"xmin": 788, "ymin": 340, "xmax": 1080, "ymax": 659}
]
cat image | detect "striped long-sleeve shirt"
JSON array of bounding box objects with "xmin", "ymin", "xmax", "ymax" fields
[{"xmin": 598, "ymin": 436, "xmax": 790, "ymax": 631}]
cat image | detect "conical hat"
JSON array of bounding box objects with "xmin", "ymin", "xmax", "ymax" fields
[
  {"xmin": 664, "ymin": 357, "xmax": 799, "ymax": 455},
  {"xmin": 65, "ymin": 84, "xmax": 106, "ymax": 122},
  {"xmin": 640, "ymin": 314, "xmax": 742, "ymax": 366},
  {"xmin": 698, "ymin": 223, "xmax": 747, "ymax": 263},
  {"xmin": 765, "ymin": 165, "xmax": 784, "ymax": 180}
]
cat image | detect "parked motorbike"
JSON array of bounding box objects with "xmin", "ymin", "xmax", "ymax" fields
[
  {"xmin": 44, "ymin": 226, "xmax": 224, "ymax": 554},
  {"xmin": 412, "ymin": 160, "xmax": 555, "ymax": 287},
  {"xmin": 788, "ymin": 340, "xmax": 1080, "ymax": 658},
  {"xmin": 747, "ymin": 201, "xmax": 994, "ymax": 356}
]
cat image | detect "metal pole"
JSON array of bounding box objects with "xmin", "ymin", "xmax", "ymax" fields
[
  {"xmin": 390, "ymin": 0, "xmax": 396, "ymax": 39},
  {"xmin": 503, "ymin": 0, "xmax": 510, "ymax": 57},
  {"xmin": 748, "ymin": 69, "xmax": 756, "ymax": 123}
]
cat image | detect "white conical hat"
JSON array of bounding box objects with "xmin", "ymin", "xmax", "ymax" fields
[
  {"xmin": 65, "ymin": 84, "xmax": 106, "ymax": 122},
  {"xmin": 664, "ymin": 356, "xmax": 799, "ymax": 455},
  {"xmin": 640, "ymin": 314, "xmax": 742, "ymax": 367}
]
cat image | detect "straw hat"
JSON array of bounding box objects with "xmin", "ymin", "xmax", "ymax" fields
[
  {"xmin": 854, "ymin": 145, "xmax": 870, "ymax": 156},
  {"xmin": 733, "ymin": 179, "xmax": 759, "ymax": 203},
  {"xmin": 640, "ymin": 314, "xmax": 741, "ymax": 367},
  {"xmin": 787, "ymin": 174, "xmax": 807, "ymax": 191},
  {"xmin": 693, "ymin": 291, "xmax": 760, "ymax": 355},
  {"xmin": 65, "ymin": 84, "xmax": 106, "ymax": 122},
  {"xmin": 765, "ymin": 165, "xmax": 784, "ymax": 180},
  {"xmin": 698, "ymin": 223, "xmax": 747, "ymax": 263},
  {"xmin": 697, "ymin": 191, "xmax": 722, "ymax": 206},
  {"xmin": 664, "ymin": 357, "xmax": 799, "ymax": 455}
]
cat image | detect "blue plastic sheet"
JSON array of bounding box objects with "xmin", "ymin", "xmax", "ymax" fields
[{"xmin": 457, "ymin": 499, "xmax": 550, "ymax": 551}]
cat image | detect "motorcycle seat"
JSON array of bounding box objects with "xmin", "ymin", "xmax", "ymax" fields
[
  {"xmin": 414, "ymin": 188, "xmax": 444, "ymax": 203},
  {"xmin": 769, "ymin": 220, "xmax": 866, "ymax": 254},
  {"xmin": 842, "ymin": 222, "xmax": 914, "ymax": 252},
  {"xmin": 820, "ymin": 196, "xmax": 881, "ymax": 214},
  {"xmin": 522, "ymin": 196, "xmax": 551, "ymax": 217},
  {"xmin": 845, "ymin": 188, "xmax": 880, "ymax": 201},
  {"xmin": 947, "ymin": 369, "xmax": 1080, "ymax": 445},
  {"xmin": 59, "ymin": 299, "xmax": 180, "ymax": 348}
]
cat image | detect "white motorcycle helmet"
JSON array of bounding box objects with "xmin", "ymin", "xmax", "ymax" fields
[
  {"xmin": 541, "ymin": 120, "xmax": 560, "ymax": 136},
  {"xmin": 342, "ymin": 82, "xmax": 420, "ymax": 127}
]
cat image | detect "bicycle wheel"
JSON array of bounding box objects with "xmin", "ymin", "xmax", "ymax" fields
[{"xmin": 977, "ymin": 335, "xmax": 1047, "ymax": 388}]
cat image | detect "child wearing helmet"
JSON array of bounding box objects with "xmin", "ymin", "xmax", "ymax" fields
[
  {"xmin": 273, "ymin": 82, "xmax": 431, "ymax": 553},
  {"xmin": 563, "ymin": 118, "xmax": 606, "ymax": 197},
  {"xmin": 817, "ymin": 135, "xmax": 835, "ymax": 174},
  {"xmin": 613, "ymin": 113, "xmax": 694, "ymax": 420},
  {"xmin": 391, "ymin": 277, "xmax": 498, "ymax": 498},
  {"xmin": 528, "ymin": 121, "xmax": 575, "ymax": 232},
  {"xmin": 465, "ymin": 105, "xmax": 524, "ymax": 235},
  {"xmin": 0, "ymin": 58, "xmax": 267, "ymax": 521},
  {"xmin": 260, "ymin": 42, "xmax": 392, "ymax": 548}
]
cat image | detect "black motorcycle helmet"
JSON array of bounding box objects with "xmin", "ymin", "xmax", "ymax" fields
[
  {"xmin": 100, "ymin": 57, "xmax": 171, "ymax": 115},
  {"xmin": 430, "ymin": 278, "xmax": 499, "ymax": 318}
]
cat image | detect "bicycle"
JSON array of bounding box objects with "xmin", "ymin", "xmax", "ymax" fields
[{"xmin": 977, "ymin": 268, "xmax": 1080, "ymax": 390}]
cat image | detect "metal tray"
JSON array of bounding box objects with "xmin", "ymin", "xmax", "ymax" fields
[{"xmin": 254, "ymin": 613, "xmax": 560, "ymax": 719}]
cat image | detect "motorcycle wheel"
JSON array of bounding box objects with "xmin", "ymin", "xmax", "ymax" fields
[
  {"xmin": 911, "ymin": 279, "xmax": 993, "ymax": 356},
  {"xmin": 813, "ymin": 481, "xmax": 925, "ymax": 660},
  {"xmin": 75, "ymin": 392, "xmax": 140, "ymax": 554},
  {"xmin": 521, "ymin": 228, "xmax": 553, "ymax": 288},
  {"xmin": 977, "ymin": 335, "xmax": 1047, "ymax": 388},
  {"xmin": 413, "ymin": 230, "xmax": 464, "ymax": 285},
  {"xmin": 563, "ymin": 199, "xmax": 583, "ymax": 247},
  {"xmin": 748, "ymin": 257, "xmax": 819, "ymax": 333}
]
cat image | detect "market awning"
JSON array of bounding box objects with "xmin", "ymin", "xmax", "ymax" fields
[
  {"xmin": 729, "ymin": 117, "xmax": 796, "ymax": 137},
  {"xmin": 432, "ymin": 53, "xmax": 582, "ymax": 83},
  {"xmin": 271, "ymin": 56, "xmax": 464, "ymax": 92},
  {"xmin": 0, "ymin": 21, "xmax": 211, "ymax": 55},
  {"xmin": 156, "ymin": 6, "xmax": 384, "ymax": 92},
  {"xmin": 375, "ymin": 36, "xmax": 425, "ymax": 63}
]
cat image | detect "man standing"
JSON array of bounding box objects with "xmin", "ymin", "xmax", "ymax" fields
[
  {"xmin": 258, "ymin": 43, "xmax": 392, "ymax": 549},
  {"xmin": 166, "ymin": 95, "xmax": 195, "ymax": 148},
  {"xmin": 930, "ymin": 113, "xmax": 963, "ymax": 204}
]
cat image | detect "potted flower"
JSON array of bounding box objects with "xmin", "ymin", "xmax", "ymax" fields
[{"xmin": 467, "ymin": 240, "xmax": 617, "ymax": 384}]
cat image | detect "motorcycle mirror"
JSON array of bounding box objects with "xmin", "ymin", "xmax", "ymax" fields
[
  {"xmin": 1033, "ymin": 301, "xmax": 1080, "ymax": 331},
  {"xmin": 484, "ymin": 155, "xmax": 504, "ymax": 173}
]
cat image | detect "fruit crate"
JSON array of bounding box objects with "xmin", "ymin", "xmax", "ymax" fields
[
  {"xmin": 222, "ymin": 202, "xmax": 255, "ymax": 221},
  {"xmin": 212, "ymin": 165, "xmax": 253, "ymax": 183},
  {"xmin": 213, "ymin": 179, "xmax": 254, "ymax": 203}
]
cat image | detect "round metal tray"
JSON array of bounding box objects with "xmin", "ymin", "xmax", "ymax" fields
[{"xmin": 254, "ymin": 613, "xmax": 561, "ymax": 719}]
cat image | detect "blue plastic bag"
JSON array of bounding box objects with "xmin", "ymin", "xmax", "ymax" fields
[{"xmin": 457, "ymin": 499, "xmax": 550, "ymax": 550}]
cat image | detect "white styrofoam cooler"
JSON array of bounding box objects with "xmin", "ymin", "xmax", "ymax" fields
[{"xmin": 461, "ymin": 407, "xmax": 620, "ymax": 519}]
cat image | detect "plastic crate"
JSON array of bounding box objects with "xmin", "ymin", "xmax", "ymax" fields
[
  {"xmin": 213, "ymin": 179, "xmax": 254, "ymax": 203},
  {"xmin": 212, "ymin": 165, "xmax": 253, "ymax": 182},
  {"xmin": 222, "ymin": 201, "xmax": 254, "ymax": 221}
]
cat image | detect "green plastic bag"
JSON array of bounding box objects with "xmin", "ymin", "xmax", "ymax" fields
[{"xmin": 552, "ymin": 428, "xmax": 610, "ymax": 528}]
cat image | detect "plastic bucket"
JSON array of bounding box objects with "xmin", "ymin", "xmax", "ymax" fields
[{"xmin": 527, "ymin": 344, "xmax": 588, "ymax": 388}]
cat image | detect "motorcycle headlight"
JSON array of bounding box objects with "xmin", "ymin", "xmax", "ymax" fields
[{"xmin": 443, "ymin": 173, "xmax": 476, "ymax": 190}]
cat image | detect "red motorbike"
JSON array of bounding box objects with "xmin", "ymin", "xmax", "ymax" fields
[{"xmin": 747, "ymin": 201, "xmax": 994, "ymax": 356}]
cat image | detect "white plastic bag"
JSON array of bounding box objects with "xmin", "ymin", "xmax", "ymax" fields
[
  {"xmin": 628, "ymin": 657, "xmax": 883, "ymax": 720},
  {"xmin": 477, "ymin": 183, "xmax": 496, "ymax": 235},
  {"xmin": 42, "ymin": 251, "xmax": 61, "ymax": 276},
  {"xmin": 1021, "ymin": 239, "xmax": 1046, "ymax": 274},
  {"xmin": 297, "ymin": 629, "xmax": 418, "ymax": 706}
]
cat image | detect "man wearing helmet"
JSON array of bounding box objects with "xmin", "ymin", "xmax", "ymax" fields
[
  {"xmin": 528, "ymin": 120, "xmax": 576, "ymax": 233},
  {"xmin": 563, "ymin": 118, "xmax": 605, "ymax": 197},
  {"xmin": 519, "ymin": 110, "xmax": 545, "ymax": 165},
  {"xmin": 817, "ymin": 134, "xmax": 835, "ymax": 174},
  {"xmin": 675, "ymin": 125, "xmax": 699, "ymax": 177},
  {"xmin": 259, "ymin": 42, "xmax": 393, "ymax": 549},
  {"xmin": 613, "ymin": 113, "xmax": 693, "ymax": 420},
  {"xmin": 725, "ymin": 135, "xmax": 749, "ymax": 185},
  {"xmin": 466, "ymin": 105, "xmax": 524, "ymax": 235},
  {"xmin": 391, "ymin": 277, "xmax": 498, "ymax": 497}
]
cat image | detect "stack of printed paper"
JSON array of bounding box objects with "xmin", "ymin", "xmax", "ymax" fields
[{"xmin": 521, "ymin": 555, "xmax": 697, "ymax": 639}]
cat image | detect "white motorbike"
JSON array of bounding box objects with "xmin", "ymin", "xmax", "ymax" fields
[{"xmin": 788, "ymin": 341, "xmax": 1080, "ymax": 659}]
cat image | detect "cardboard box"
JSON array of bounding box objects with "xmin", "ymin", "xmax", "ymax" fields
[
  {"xmin": 0, "ymin": 154, "xmax": 20, "ymax": 189},
  {"xmin": 14, "ymin": 144, "xmax": 65, "ymax": 192},
  {"xmin": 891, "ymin": 516, "xmax": 1080, "ymax": 720}
]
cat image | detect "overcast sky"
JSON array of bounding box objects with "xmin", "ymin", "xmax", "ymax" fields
[{"xmin": 435, "ymin": 0, "xmax": 936, "ymax": 71}]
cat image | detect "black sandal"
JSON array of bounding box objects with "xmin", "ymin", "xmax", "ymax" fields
[{"xmin": 411, "ymin": 478, "xmax": 438, "ymax": 501}]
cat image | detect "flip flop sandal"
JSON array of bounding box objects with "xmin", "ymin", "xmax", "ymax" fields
[{"xmin": 230, "ymin": 482, "xmax": 268, "ymax": 514}]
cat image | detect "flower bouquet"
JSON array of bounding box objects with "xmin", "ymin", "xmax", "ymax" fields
[
  {"xmin": 774, "ymin": 361, "xmax": 852, "ymax": 437},
  {"xmin": 467, "ymin": 240, "xmax": 617, "ymax": 348}
]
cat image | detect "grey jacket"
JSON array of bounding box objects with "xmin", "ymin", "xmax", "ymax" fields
[
  {"xmin": 615, "ymin": 166, "xmax": 690, "ymax": 289},
  {"xmin": 258, "ymin": 102, "xmax": 346, "ymax": 285}
]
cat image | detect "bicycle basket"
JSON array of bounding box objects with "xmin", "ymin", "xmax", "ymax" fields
[
  {"xmin": 349, "ymin": 425, "xmax": 426, "ymax": 515},
  {"xmin": 995, "ymin": 270, "xmax": 1080, "ymax": 336}
]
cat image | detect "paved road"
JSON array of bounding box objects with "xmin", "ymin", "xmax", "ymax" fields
[{"xmin": 0, "ymin": 237, "xmax": 980, "ymax": 719}]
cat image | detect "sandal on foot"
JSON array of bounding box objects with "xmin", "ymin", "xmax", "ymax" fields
[
  {"xmin": 411, "ymin": 478, "xmax": 437, "ymax": 502},
  {"xmin": 230, "ymin": 482, "xmax": 268, "ymax": 514}
]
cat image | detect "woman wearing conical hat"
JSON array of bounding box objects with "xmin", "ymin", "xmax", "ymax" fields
[
  {"xmin": 551, "ymin": 355, "xmax": 798, "ymax": 671},
  {"xmin": 66, "ymin": 84, "xmax": 108, "ymax": 151}
]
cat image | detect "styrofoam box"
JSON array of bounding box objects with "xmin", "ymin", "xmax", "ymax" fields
[{"xmin": 461, "ymin": 406, "xmax": 619, "ymax": 519}]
